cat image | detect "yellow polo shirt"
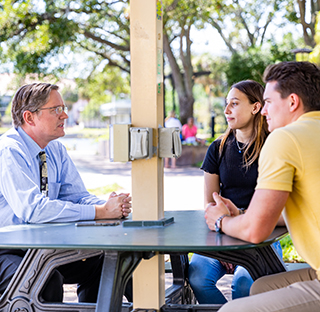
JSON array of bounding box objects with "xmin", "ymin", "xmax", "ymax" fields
[{"xmin": 257, "ymin": 111, "xmax": 320, "ymax": 279}]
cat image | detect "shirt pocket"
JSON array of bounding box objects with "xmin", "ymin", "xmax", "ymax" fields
[{"xmin": 48, "ymin": 182, "xmax": 61, "ymax": 200}]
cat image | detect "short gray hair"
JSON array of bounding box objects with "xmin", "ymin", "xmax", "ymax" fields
[{"xmin": 11, "ymin": 83, "xmax": 59, "ymax": 128}]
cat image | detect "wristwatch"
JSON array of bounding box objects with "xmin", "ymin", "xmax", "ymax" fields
[
  {"xmin": 214, "ymin": 214, "xmax": 230, "ymax": 233},
  {"xmin": 238, "ymin": 208, "xmax": 246, "ymax": 215}
]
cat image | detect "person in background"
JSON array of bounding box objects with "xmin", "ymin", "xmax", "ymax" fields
[
  {"xmin": 164, "ymin": 110, "xmax": 182, "ymax": 168},
  {"xmin": 182, "ymin": 116, "xmax": 205, "ymax": 145},
  {"xmin": 0, "ymin": 83, "xmax": 132, "ymax": 303},
  {"xmin": 189, "ymin": 80, "xmax": 282, "ymax": 304},
  {"xmin": 206, "ymin": 61, "xmax": 320, "ymax": 312}
]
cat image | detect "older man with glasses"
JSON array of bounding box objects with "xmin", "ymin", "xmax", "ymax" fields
[{"xmin": 0, "ymin": 83, "xmax": 132, "ymax": 303}]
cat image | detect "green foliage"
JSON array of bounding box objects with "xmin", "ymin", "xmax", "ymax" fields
[
  {"xmin": 163, "ymin": 0, "xmax": 213, "ymax": 29},
  {"xmin": 80, "ymin": 101, "xmax": 101, "ymax": 120},
  {"xmin": 162, "ymin": 0, "xmax": 218, "ymax": 124},
  {"xmin": 225, "ymin": 50, "xmax": 267, "ymax": 86},
  {"xmin": 77, "ymin": 68, "xmax": 130, "ymax": 103},
  {"xmin": 61, "ymin": 89, "xmax": 79, "ymax": 109},
  {"xmin": 280, "ymin": 235, "xmax": 305, "ymax": 263},
  {"xmin": 0, "ymin": 0, "xmax": 130, "ymax": 75},
  {"xmin": 205, "ymin": 0, "xmax": 296, "ymax": 53},
  {"xmin": 76, "ymin": 66, "xmax": 130, "ymax": 120},
  {"xmin": 164, "ymin": 81, "xmax": 180, "ymax": 118},
  {"xmin": 0, "ymin": 0, "xmax": 78, "ymax": 75},
  {"xmin": 225, "ymin": 42, "xmax": 296, "ymax": 87},
  {"xmin": 0, "ymin": 126, "xmax": 10, "ymax": 134},
  {"xmin": 190, "ymin": 54, "xmax": 228, "ymax": 134},
  {"xmin": 193, "ymin": 53, "xmax": 229, "ymax": 97},
  {"xmin": 269, "ymin": 44, "xmax": 296, "ymax": 63},
  {"xmin": 309, "ymin": 12, "xmax": 320, "ymax": 65},
  {"xmin": 283, "ymin": 0, "xmax": 299, "ymax": 23},
  {"xmin": 193, "ymin": 160, "xmax": 203, "ymax": 168},
  {"xmin": 0, "ymin": 0, "xmax": 309, "ymax": 127}
]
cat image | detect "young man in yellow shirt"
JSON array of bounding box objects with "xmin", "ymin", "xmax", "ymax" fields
[{"xmin": 206, "ymin": 61, "xmax": 320, "ymax": 312}]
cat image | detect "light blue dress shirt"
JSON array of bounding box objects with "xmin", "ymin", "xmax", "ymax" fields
[{"xmin": 0, "ymin": 127, "xmax": 105, "ymax": 226}]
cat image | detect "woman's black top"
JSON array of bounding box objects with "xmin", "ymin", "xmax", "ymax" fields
[{"xmin": 201, "ymin": 133, "xmax": 259, "ymax": 209}]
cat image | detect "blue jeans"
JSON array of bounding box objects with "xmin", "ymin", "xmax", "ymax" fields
[{"xmin": 188, "ymin": 241, "xmax": 282, "ymax": 304}]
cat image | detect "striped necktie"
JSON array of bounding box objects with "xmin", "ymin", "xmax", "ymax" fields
[{"xmin": 39, "ymin": 151, "xmax": 48, "ymax": 197}]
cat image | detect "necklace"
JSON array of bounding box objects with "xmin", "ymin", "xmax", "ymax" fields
[{"xmin": 235, "ymin": 138, "xmax": 246, "ymax": 153}]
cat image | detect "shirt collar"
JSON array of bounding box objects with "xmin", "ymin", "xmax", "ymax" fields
[
  {"xmin": 17, "ymin": 127, "xmax": 46, "ymax": 159},
  {"xmin": 298, "ymin": 111, "xmax": 320, "ymax": 121}
]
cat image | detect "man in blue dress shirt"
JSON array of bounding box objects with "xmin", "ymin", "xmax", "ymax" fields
[{"xmin": 0, "ymin": 83, "xmax": 132, "ymax": 302}]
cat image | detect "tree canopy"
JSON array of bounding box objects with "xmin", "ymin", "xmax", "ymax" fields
[
  {"xmin": 206, "ymin": 0, "xmax": 287, "ymax": 53},
  {"xmin": 0, "ymin": 0, "xmax": 314, "ymax": 125},
  {"xmin": 0, "ymin": 0, "xmax": 130, "ymax": 75}
]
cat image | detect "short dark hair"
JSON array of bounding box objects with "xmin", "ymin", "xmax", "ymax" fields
[
  {"xmin": 11, "ymin": 83, "xmax": 59, "ymax": 128},
  {"xmin": 263, "ymin": 61, "xmax": 320, "ymax": 111}
]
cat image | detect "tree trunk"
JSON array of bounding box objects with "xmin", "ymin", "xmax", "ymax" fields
[
  {"xmin": 297, "ymin": 0, "xmax": 317, "ymax": 47},
  {"xmin": 178, "ymin": 94, "xmax": 194, "ymax": 125},
  {"xmin": 163, "ymin": 32, "xmax": 195, "ymax": 125}
]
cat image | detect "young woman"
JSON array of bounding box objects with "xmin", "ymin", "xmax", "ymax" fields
[{"xmin": 188, "ymin": 80, "xmax": 282, "ymax": 304}]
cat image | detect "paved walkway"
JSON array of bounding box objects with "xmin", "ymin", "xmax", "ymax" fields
[{"xmin": 68, "ymin": 150, "xmax": 205, "ymax": 211}]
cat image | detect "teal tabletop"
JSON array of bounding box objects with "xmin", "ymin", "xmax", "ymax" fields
[{"xmin": 0, "ymin": 210, "xmax": 287, "ymax": 251}]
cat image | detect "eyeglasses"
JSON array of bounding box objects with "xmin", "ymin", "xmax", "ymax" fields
[{"xmin": 33, "ymin": 105, "xmax": 68, "ymax": 115}]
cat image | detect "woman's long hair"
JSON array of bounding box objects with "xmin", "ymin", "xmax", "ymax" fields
[{"xmin": 219, "ymin": 80, "xmax": 269, "ymax": 169}]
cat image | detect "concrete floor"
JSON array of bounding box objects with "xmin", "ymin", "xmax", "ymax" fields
[{"xmin": 62, "ymin": 273, "xmax": 233, "ymax": 303}]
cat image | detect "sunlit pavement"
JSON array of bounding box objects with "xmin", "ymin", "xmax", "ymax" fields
[{"xmin": 67, "ymin": 150, "xmax": 205, "ymax": 211}]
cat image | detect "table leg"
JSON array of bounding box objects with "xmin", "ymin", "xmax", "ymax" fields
[
  {"xmin": 198, "ymin": 244, "xmax": 287, "ymax": 280},
  {"xmin": 96, "ymin": 251, "xmax": 155, "ymax": 312},
  {"xmin": 0, "ymin": 248, "xmax": 102, "ymax": 312}
]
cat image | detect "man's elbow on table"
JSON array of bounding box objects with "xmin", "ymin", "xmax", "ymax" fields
[
  {"xmin": 240, "ymin": 189, "xmax": 288, "ymax": 243},
  {"xmin": 222, "ymin": 214, "xmax": 275, "ymax": 244},
  {"xmin": 246, "ymin": 226, "xmax": 274, "ymax": 244}
]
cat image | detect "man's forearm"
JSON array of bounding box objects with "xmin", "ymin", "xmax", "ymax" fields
[{"xmin": 206, "ymin": 190, "xmax": 288, "ymax": 244}]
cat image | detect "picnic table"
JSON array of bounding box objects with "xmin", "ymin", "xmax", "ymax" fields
[{"xmin": 0, "ymin": 210, "xmax": 287, "ymax": 312}]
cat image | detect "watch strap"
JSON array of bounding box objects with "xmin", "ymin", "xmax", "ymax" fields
[{"xmin": 214, "ymin": 213, "xmax": 230, "ymax": 233}]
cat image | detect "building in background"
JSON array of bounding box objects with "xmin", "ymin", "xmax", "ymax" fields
[{"xmin": 100, "ymin": 98, "xmax": 131, "ymax": 125}]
